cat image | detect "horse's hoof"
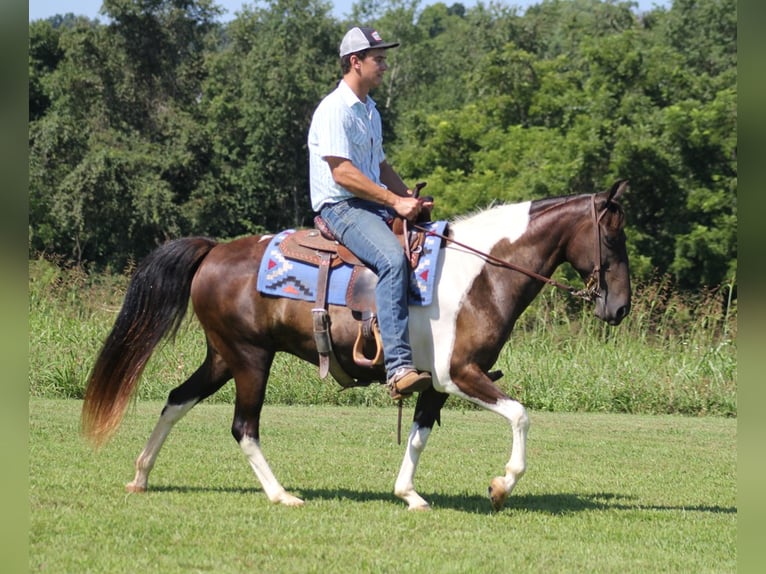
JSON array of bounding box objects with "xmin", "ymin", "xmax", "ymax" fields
[
  {"xmin": 488, "ymin": 477, "xmax": 508, "ymax": 512},
  {"xmin": 408, "ymin": 503, "xmax": 431, "ymax": 512},
  {"xmin": 125, "ymin": 483, "xmax": 146, "ymax": 493},
  {"xmin": 276, "ymin": 493, "xmax": 305, "ymax": 507},
  {"xmin": 395, "ymin": 489, "xmax": 430, "ymax": 509}
]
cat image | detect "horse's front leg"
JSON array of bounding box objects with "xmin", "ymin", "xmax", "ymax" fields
[
  {"xmin": 450, "ymin": 365, "xmax": 530, "ymax": 511},
  {"xmin": 394, "ymin": 388, "xmax": 449, "ymax": 510},
  {"xmin": 486, "ymin": 397, "xmax": 529, "ymax": 511},
  {"xmin": 394, "ymin": 424, "xmax": 432, "ymax": 510}
]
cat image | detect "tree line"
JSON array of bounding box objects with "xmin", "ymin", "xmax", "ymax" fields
[{"xmin": 29, "ymin": 0, "xmax": 736, "ymax": 291}]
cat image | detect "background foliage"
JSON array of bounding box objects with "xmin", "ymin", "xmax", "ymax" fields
[{"xmin": 29, "ymin": 0, "xmax": 736, "ymax": 292}]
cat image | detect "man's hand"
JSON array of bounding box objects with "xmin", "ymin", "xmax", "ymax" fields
[
  {"xmin": 391, "ymin": 195, "xmax": 424, "ymax": 221},
  {"xmin": 418, "ymin": 196, "xmax": 434, "ymax": 210}
]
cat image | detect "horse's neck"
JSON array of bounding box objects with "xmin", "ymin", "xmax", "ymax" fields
[
  {"xmin": 453, "ymin": 200, "xmax": 581, "ymax": 309},
  {"xmin": 453, "ymin": 200, "xmax": 576, "ymax": 275},
  {"xmin": 525, "ymin": 203, "xmax": 583, "ymax": 276},
  {"xmin": 451, "ymin": 202, "xmax": 533, "ymax": 254}
]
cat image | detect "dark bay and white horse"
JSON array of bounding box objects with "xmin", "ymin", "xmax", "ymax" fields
[{"xmin": 82, "ymin": 180, "xmax": 631, "ymax": 511}]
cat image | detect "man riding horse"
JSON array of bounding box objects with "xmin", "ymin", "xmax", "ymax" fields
[{"xmin": 307, "ymin": 26, "xmax": 433, "ymax": 400}]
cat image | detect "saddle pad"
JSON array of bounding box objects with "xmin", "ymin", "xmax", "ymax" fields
[{"xmin": 256, "ymin": 220, "xmax": 448, "ymax": 307}]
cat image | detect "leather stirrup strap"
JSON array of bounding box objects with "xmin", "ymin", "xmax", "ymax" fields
[
  {"xmin": 315, "ymin": 252, "xmax": 332, "ymax": 310},
  {"xmin": 312, "ymin": 252, "xmax": 334, "ymax": 378}
]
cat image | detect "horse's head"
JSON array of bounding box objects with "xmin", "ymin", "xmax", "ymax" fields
[{"xmin": 568, "ymin": 180, "xmax": 631, "ymax": 325}]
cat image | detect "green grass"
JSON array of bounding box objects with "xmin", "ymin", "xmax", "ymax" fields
[
  {"xmin": 30, "ymin": 398, "xmax": 736, "ymax": 573},
  {"xmin": 28, "ymin": 258, "xmax": 737, "ymax": 415}
]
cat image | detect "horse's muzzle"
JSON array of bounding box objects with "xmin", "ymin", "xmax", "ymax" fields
[{"xmin": 594, "ymin": 296, "xmax": 631, "ymax": 326}]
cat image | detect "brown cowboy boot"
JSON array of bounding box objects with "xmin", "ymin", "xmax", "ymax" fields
[{"xmin": 387, "ymin": 368, "xmax": 432, "ymax": 400}]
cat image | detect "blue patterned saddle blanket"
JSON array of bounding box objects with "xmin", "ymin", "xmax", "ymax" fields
[{"xmin": 256, "ymin": 220, "xmax": 448, "ymax": 306}]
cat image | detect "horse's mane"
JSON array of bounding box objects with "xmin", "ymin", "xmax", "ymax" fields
[
  {"xmin": 447, "ymin": 199, "xmax": 506, "ymax": 225},
  {"xmin": 529, "ymin": 192, "xmax": 625, "ymax": 229},
  {"xmin": 450, "ymin": 191, "xmax": 624, "ymax": 231},
  {"xmin": 451, "ymin": 193, "xmax": 584, "ymax": 221},
  {"xmin": 528, "ymin": 193, "xmax": 587, "ymax": 219}
]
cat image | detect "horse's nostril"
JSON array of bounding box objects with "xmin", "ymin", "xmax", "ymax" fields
[{"xmin": 616, "ymin": 305, "xmax": 629, "ymax": 320}]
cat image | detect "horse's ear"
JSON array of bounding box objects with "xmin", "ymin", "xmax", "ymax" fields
[{"xmin": 606, "ymin": 179, "xmax": 629, "ymax": 203}]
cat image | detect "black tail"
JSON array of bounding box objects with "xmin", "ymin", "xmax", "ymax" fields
[{"xmin": 82, "ymin": 237, "xmax": 217, "ymax": 445}]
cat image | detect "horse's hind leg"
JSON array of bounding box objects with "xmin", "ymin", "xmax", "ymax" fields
[
  {"xmin": 394, "ymin": 388, "xmax": 450, "ymax": 510},
  {"xmin": 126, "ymin": 349, "xmax": 230, "ymax": 492},
  {"xmin": 230, "ymin": 346, "xmax": 304, "ymax": 507}
]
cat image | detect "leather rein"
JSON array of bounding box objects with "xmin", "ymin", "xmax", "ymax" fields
[{"xmin": 412, "ymin": 194, "xmax": 607, "ymax": 303}]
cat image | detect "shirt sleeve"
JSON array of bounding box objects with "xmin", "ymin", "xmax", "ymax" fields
[{"xmin": 314, "ymin": 100, "xmax": 353, "ymax": 161}]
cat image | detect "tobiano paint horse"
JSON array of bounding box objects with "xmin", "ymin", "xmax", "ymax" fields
[{"xmin": 82, "ymin": 180, "xmax": 631, "ymax": 511}]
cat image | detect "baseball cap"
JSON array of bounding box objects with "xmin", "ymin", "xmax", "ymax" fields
[{"xmin": 339, "ymin": 26, "xmax": 400, "ymax": 58}]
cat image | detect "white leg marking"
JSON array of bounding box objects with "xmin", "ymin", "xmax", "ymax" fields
[
  {"xmin": 486, "ymin": 398, "xmax": 529, "ymax": 510},
  {"xmin": 239, "ymin": 436, "xmax": 304, "ymax": 507},
  {"xmin": 394, "ymin": 424, "xmax": 432, "ymax": 510},
  {"xmin": 499, "ymin": 399, "xmax": 529, "ymax": 491},
  {"xmin": 126, "ymin": 402, "xmax": 195, "ymax": 492}
]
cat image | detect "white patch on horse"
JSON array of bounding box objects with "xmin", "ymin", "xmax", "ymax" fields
[
  {"xmin": 239, "ymin": 436, "xmax": 304, "ymax": 506},
  {"xmin": 126, "ymin": 401, "xmax": 195, "ymax": 492},
  {"xmin": 394, "ymin": 424, "xmax": 432, "ymax": 509},
  {"xmin": 409, "ymin": 202, "xmax": 531, "ymax": 394}
]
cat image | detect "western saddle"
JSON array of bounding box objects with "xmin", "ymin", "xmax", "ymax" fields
[{"xmin": 276, "ymin": 192, "xmax": 434, "ymax": 387}]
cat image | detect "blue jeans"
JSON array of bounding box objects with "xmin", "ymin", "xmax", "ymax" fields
[{"xmin": 320, "ymin": 198, "xmax": 413, "ymax": 379}]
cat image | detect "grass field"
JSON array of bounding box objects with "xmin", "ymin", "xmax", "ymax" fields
[
  {"xmin": 28, "ymin": 258, "xmax": 738, "ymax": 571},
  {"xmin": 29, "ymin": 398, "xmax": 736, "ymax": 573}
]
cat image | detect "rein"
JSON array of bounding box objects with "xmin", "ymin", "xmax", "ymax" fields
[{"xmin": 413, "ymin": 194, "xmax": 606, "ymax": 303}]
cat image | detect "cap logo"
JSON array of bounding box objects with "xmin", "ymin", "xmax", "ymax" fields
[{"xmin": 371, "ymin": 30, "xmax": 383, "ymax": 42}]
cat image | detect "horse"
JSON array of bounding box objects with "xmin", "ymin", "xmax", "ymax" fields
[{"xmin": 81, "ymin": 180, "xmax": 631, "ymax": 511}]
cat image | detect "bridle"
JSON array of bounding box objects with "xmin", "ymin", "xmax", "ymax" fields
[{"xmin": 413, "ymin": 194, "xmax": 611, "ymax": 303}]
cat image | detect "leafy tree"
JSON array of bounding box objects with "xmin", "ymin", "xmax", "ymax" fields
[
  {"xmin": 100, "ymin": 0, "xmax": 221, "ymax": 115},
  {"xmin": 389, "ymin": 0, "xmax": 736, "ymax": 290},
  {"xmin": 27, "ymin": 0, "xmax": 737, "ymax": 291},
  {"xmin": 195, "ymin": 0, "xmax": 339, "ymax": 234},
  {"xmin": 29, "ymin": 1, "xmax": 219, "ymax": 268},
  {"xmin": 518, "ymin": 0, "xmax": 638, "ymax": 59},
  {"xmin": 662, "ymin": 0, "xmax": 736, "ymax": 82},
  {"xmin": 468, "ymin": 41, "xmax": 540, "ymax": 128},
  {"xmin": 29, "ymin": 20, "xmax": 65, "ymax": 121}
]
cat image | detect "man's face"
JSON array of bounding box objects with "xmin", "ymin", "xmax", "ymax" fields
[{"xmin": 357, "ymin": 49, "xmax": 389, "ymax": 89}]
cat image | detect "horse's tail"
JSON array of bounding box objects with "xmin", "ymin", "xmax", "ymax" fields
[{"xmin": 81, "ymin": 237, "xmax": 218, "ymax": 446}]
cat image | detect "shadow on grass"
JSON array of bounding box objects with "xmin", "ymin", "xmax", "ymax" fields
[
  {"xmin": 502, "ymin": 492, "xmax": 737, "ymax": 516},
  {"xmin": 149, "ymin": 484, "xmax": 736, "ymax": 515}
]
